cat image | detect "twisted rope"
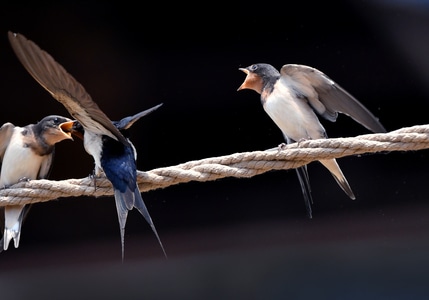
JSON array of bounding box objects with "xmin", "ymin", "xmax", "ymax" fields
[{"xmin": 1, "ymin": 124, "xmax": 428, "ymax": 207}]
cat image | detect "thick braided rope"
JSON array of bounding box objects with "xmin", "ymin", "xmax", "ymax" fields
[{"xmin": 1, "ymin": 124, "xmax": 428, "ymax": 207}]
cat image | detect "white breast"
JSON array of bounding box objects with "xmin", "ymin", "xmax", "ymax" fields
[
  {"xmin": 263, "ymin": 81, "xmax": 326, "ymax": 142},
  {"xmin": 0, "ymin": 128, "xmax": 45, "ymax": 187},
  {"xmin": 83, "ymin": 130, "xmax": 103, "ymax": 174}
]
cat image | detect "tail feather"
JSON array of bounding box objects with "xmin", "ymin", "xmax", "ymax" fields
[
  {"xmin": 319, "ymin": 159, "xmax": 355, "ymax": 200},
  {"xmin": 295, "ymin": 165, "xmax": 313, "ymax": 219},
  {"xmin": 114, "ymin": 187, "xmax": 167, "ymax": 260},
  {"xmin": 3, "ymin": 205, "xmax": 26, "ymax": 250},
  {"xmin": 133, "ymin": 187, "xmax": 167, "ymax": 258},
  {"xmin": 286, "ymin": 137, "xmax": 314, "ymax": 218},
  {"xmin": 114, "ymin": 189, "xmax": 131, "ymax": 261}
]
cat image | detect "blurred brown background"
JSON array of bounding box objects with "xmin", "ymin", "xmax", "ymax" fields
[{"xmin": 1, "ymin": 1, "xmax": 429, "ymax": 299}]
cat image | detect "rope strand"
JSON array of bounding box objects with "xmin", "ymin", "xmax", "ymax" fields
[{"xmin": 1, "ymin": 124, "xmax": 428, "ymax": 207}]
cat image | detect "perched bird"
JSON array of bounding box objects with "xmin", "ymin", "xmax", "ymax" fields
[
  {"xmin": 8, "ymin": 31, "xmax": 166, "ymax": 259},
  {"xmin": 0, "ymin": 115, "xmax": 74, "ymax": 251},
  {"xmin": 238, "ymin": 63, "xmax": 386, "ymax": 218}
]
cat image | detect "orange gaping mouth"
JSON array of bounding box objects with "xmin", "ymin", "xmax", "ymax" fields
[{"xmin": 59, "ymin": 120, "xmax": 75, "ymax": 139}]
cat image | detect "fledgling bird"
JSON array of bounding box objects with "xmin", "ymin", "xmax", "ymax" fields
[
  {"xmin": 8, "ymin": 31, "xmax": 166, "ymax": 260},
  {"xmin": 238, "ymin": 63, "xmax": 386, "ymax": 218},
  {"xmin": 0, "ymin": 115, "xmax": 74, "ymax": 251}
]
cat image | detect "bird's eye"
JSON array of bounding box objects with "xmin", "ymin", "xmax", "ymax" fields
[{"xmin": 250, "ymin": 65, "xmax": 258, "ymax": 71}]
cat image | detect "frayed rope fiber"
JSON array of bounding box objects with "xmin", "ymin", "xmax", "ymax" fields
[{"xmin": 1, "ymin": 124, "xmax": 428, "ymax": 207}]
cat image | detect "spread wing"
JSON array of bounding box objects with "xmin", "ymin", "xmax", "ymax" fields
[
  {"xmin": 8, "ymin": 31, "xmax": 128, "ymax": 145},
  {"xmin": 280, "ymin": 64, "xmax": 386, "ymax": 133}
]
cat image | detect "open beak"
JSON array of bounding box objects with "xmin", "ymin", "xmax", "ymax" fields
[
  {"xmin": 238, "ymin": 67, "xmax": 249, "ymax": 74},
  {"xmin": 70, "ymin": 120, "xmax": 85, "ymax": 140},
  {"xmin": 59, "ymin": 121, "xmax": 75, "ymax": 140},
  {"xmin": 237, "ymin": 67, "xmax": 250, "ymax": 91}
]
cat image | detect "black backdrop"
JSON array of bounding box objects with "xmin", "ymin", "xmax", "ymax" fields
[{"xmin": 1, "ymin": 1, "xmax": 429, "ymax": 299}]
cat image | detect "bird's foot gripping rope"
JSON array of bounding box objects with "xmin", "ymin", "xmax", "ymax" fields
[{"xmin": 0, "ymin": 124, "xmax": 429, "ymax": 207}]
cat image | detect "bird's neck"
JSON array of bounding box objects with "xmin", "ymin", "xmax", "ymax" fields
[
  {"xmin": 260, "ymin": 77, "xmax": 278, "ymax": 104},
  {"xmin": 25, "ymin": 126, "xmax": 54, "ymax": 156}
]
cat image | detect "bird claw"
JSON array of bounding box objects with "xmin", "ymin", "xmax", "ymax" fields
[
  {"xmin": 277, "ymin": 143, "xmax": 287, "ymax": 150},
  {"xmin": 278, "ymin": 142, "xmax": 287, "ymax": 149},
  {"xmin": 2, "ymin": 177, "xmax": 32, "ymax": 189},
  {"xmin": 18, "ymin": 177, "xmax": 31, "ymax": 183},
  {"xmin": 89, "ymin": 171, "xmax": 98, "ymax": 191},
  {"xmin": 296, "ymin": 138, "xmax": 309, "ymax": 147},
  {"xmin": 89, "ymin": 169, "xmax": 105, "ymax": 191}
]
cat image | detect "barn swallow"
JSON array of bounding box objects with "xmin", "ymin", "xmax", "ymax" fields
[
  {"xmin": 8, "ymin": 31, "xmax": 166, "ymax": 259},
  {"xmin": 238, "ymin": 63, "xmax": 386, "ymax": 218},
  {"xmin": 0, "ymin": 115, "xmax": 74, "ymax": 251}
]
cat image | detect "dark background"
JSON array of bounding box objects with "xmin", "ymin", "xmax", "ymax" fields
[{"xmin": 1, "ymin": 0, "xmax": 429, "ymax": 299}]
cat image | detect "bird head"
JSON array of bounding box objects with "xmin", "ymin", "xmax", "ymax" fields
[
  {"xmin": 37, "ymin": 115, "xmax": 75, "ymax": 145},
  {"xmin": 237, "ymin": 63, "xmax": 280, "ymax": 94}
]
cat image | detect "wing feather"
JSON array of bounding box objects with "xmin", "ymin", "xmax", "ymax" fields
[
  {"xmin": 0, "ymin": 123, "xmax": 15, "ymax": 160},
  {"xmin": 280, "ymin": 64, "xmax": 386, "ymax": 133},
  {"xmin": 8, "ymin": 31, "xmax": 128, "ymax": 145}
]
